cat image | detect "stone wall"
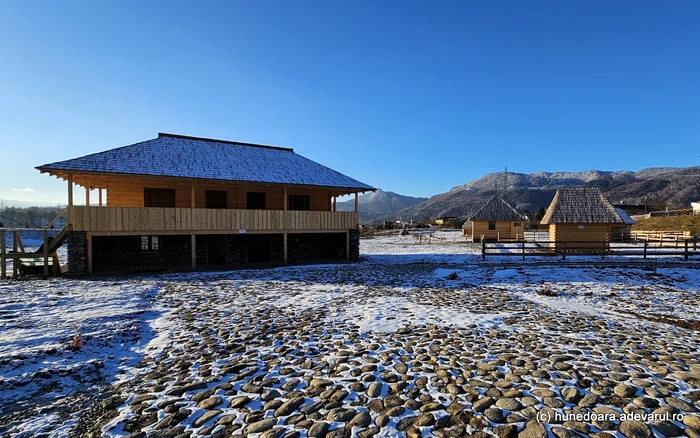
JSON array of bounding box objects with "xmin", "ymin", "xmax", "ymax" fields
[
  {"xmin": 66, "ymin": 231, "xmax": 87, "ymax": 275},
  {"xmin": 288, "ymin": 233, "xmax": 346, "ymax": 263},
  {"xmin": 349, "ymin": 228, "xmax": 360, "ymax": 261},
  {"xmin": 92, "ymin": 235, "xmax": 192, "ymax": 274},
  {"xmin": 225, "ymin": 235, "xmax": 248, "ymax": 264}
]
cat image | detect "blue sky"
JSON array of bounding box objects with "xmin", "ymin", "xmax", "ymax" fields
[{"xmin": 1, "ymin": 1, "xmax": 698, "ymax": 204}]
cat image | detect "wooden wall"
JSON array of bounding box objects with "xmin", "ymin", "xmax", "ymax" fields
[
  {"xmin": 103, "ymin": 175, "xmax": 333, "ymax": 211},
  {"xmin": 549, "ymin": 224, "xmax": 611, "ymax": 250},
  {"xmin": 471, "ymin": 221, "xmax": 523, "ymax": 240}
]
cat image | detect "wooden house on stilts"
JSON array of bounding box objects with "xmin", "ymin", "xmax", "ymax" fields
[{"xmin": 28, "ymin": 133, "xmax": 375, "ymax": 276}]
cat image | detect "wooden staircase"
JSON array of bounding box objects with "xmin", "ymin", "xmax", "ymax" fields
[{"xmin": 0, "ymin": 209, "xmax": 68, "ymax": 279}]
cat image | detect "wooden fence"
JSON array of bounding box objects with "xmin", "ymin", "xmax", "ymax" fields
[
  {"xmin": 68, "ymin": 206, "xmax": 358, "ymax": 233},
  {"xmin": 481, "ymin": 239, "xmax": 699, "ymax": 261}
]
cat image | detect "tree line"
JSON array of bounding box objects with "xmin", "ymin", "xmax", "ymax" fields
[{"xmin": 0, "ymin": 204, "xmax": 65, "ymax": 228}]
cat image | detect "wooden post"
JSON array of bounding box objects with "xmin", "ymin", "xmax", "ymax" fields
[
  {"xmin": 644, "ymin": 241, "xmax": 647, "ymax": 259},
  {"xmin": 522, "ymin": 240, "xmax": 525, "ymax": 261},
  {"xmin": 43, "ymin": 229, "xmax": 49, "ymax": 277},
  {"xmin": 67, "ymin": 174, "xmax": 73, "ymax": 207},
  {"xmin": 190, "ymin": 183, "xmax": 195, "ymax": 208},
  {"xmin": 191, "ymin": 234, "xmax": 196, "ymax": 268},
  {"xmin": 86, "ymin": 234, "xmax": 93, "ymax": 275},
  {"xmin": 346, "ymin": 230, "xmax": 350, "ymax": 261},
  {"xmin": 284, "ymin": 187, "xmax": 288, "ymax": 210},
  {"xmin": 685, "ymin": 241, "xmax": 689, "ymax": 261},
  {"xmin": 0, "ymin": 231, "xmax": 5, "ymax": 279},
  {"xmin": 333, "ymin": 197, "xmax": 337, "ymax": 212},
  {"xmin": 283, "ymin": 233, "xmax": 288, "ymax": 264},
  {"xmin": 354, "ymin": 193, "xmax": 358, "ymax": 212},
  {"xmin": 85, "ymin": 186, "xmax": 90, "ymax": 207},
  {"xmin": 481, "ymin": 240, "xmax": 486, "ymax": 260},
  {"xmin": 12, "ymin": 231, "xmax": 18, "ymax": 279},
  {"xmin": 98, "ymin": 189, "xmax": 103, "ymax": 207}
]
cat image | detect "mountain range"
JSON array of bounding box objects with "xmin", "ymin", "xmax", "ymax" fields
[
  {"xmin": 336, "ymin": 189, "xmax": 427, "ymax": 222},
  {"xmin": 355, "ymin": 166, "xmax": 700, "ymax": 223}
]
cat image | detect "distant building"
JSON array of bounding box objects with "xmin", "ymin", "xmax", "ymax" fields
[
  {"xmin": 541, "ymin": 188, "xmax": 626, "ymax": 251},
  {"xmin": 468, "ymin": 195, "xmax": 526, "ymax": 242},
  {"xmin": 692, "ymin": 201, "xmax": 700, "ymax": 215}
]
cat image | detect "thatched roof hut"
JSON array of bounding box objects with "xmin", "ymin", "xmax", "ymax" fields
[
  {"xmin": 468, "ymin": 195, "xmax": 526, "ymax": 241},
  {"xmin": 541, "ymin": 188, "xmax": 626, "ymax": 250}
]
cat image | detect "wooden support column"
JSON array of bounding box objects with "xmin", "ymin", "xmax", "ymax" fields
[
  {"xmin": 191, "ymin": 235, "xmax": 196, "ymax": 269},
  {"xmin": 191, "ymin": 183, "xmax": 195, "ymax": 208},
  {"xmin": 12, "ymin": 231, "xmax": 18, "ymax": 279},
  {"xmin": 85, "ymin": 186, "xmax": 90, "ymax": 207},
  {"xmin": 333, "ymin": 197, "xmax": 337, "ymax": 212},
  {"xmin": 283, "ymin": 233, "xmax": 288, "ymax": 264},
  {"xmin": 43, "ymin": 229, "xmax": 49, "ymax": 278},
  {"xmin": 346, "ymin": 230, "xmax": 350, "ymax": 261},
  {"xmin": 67, "ymin": 174, "xmax": 74, "ymax": 207},
  {"xmin": 86, "ymin": 234, "xmax": 93, "ymax": 275},
  {"xmin": 98, "ymin": 189, "xmax": 103, "ymax": 207},
  {"xmin": 0, "ymin": 231, "xmax": 6, "ymax": 280},
  {"xmin": 283, "ymin": 187, "xmax": 288, "ymax": 210},
  {"xmin": 354, "ymin": 193, "xmax": 358, "ymax": 212}
]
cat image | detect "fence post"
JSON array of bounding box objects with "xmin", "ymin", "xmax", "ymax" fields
[
  {"xmin": 522, "ymin": 240, "xmax": 525, "ymax": 261},
  {"xmin": 644, "ymin": 241, "xmax": 647, "ymax": 260},
  {"xmin": 685, "ymin": 241, "xmax": 689, "ymax": 261},
  {"xmin": 481, "ymin": 240, "xmax": 486, "ymax": 261},
  {"xmin": 562, "ymin": 241, "xmax": 566, "ymax": 261}
]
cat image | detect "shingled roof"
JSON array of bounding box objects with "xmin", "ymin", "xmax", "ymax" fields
[
  {"xmin": 541, "ymin": 188, "xmax": 624, "ymax": 224},
  {"xmin": 470, "ymin": 195, "xmax": 525, "ymax": 222},
  {"xmin": 36, "ymin": 133, "xmax": 375, "ymax": 191}
]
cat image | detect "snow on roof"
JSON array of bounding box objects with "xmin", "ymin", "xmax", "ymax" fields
[
  {"xmin": 36, "ymin": 133, "xmax": 375, "ymax": 191},
  {"xmin": 469, "ymin": 195, "xmax": 525, "ymax": 222},
  {"xmin": 541, "ymin": 188, "xmax": 624, "ymax": 224},
  {"xmin": 614, "ymin": 208, "xmax": 636, "ymax": 225}
]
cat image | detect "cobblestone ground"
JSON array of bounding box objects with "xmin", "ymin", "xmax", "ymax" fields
[{"xmin": 79, "ymin": 262, "xmax": 700, "ymax": 438}]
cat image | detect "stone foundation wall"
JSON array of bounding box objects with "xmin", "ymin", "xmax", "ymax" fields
[
  {"xmin": 288, "ymin": 233, "xmax": 346, "ymax": 263},
  {"xmin": 349, "ymin": 228, "xmax": 360, "ymax": 261},
  {"xmin": 92, "ymin": 235, "xmax": 192, "ymax": 274},
  {"xmin": 67, "ymin": 231, "xmax": 87, "ymax": 275},
  {"xmin": 225, "ymin": 235, "xmax": 248, "ymax": 264}
]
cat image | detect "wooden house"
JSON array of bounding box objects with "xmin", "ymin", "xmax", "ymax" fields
[
  {"xmin": 35, "ymin": 133, "xmax": 375, "ymax": 275},
  {"xmin": 469, "ymin": 195, "xmax": 526, "ymax": 242},
  {"xmin": 540, "ymin": 188, "xmax": 625, "ymax": 251}
]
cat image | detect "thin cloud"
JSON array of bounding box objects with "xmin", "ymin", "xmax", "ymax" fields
[{"xmin": 11, "ymin": 188, "xmax": 34, "ymax": 192}]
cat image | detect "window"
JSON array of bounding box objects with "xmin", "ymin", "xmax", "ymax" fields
[
  {"xmin": 514, "ymin": 222, "xmax": 522, "ymax": 227},
  {"xmin": 205, "ymin": 190, "xmax": 227, "ymax": 209},
  {"xmin": 246, "ymin": 192, "xmax": 266, "ymax": 210},
  {"xmin": 289, "ymin": 195, "xmax": 311, "ymax": 211},
  {"xmin": 144, "ymin": 188, "xmax": 176, "ymax": 207},
  {"xmin": 140, "ymin": 236, "xmax": 160, "ymax": 251},
  {"xmin": 488, "ymin": 221, "xmax": 496, "ymax": 230}
]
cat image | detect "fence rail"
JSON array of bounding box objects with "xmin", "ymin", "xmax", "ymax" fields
[{"xmin": 482, "ymin": 239, "xmax": 699, "ymax": 261}]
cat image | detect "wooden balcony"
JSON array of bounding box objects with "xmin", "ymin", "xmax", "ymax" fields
[{"xmin": 68, "ymin": 206, "xmax": 358, "ymax": 234}]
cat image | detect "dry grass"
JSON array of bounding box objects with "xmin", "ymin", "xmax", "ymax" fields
[{"xmin": 632, "ymin": 216, "xmax": 700, "ymax": 232}]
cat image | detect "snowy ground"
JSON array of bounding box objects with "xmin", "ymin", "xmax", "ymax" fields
[{"xmin": 0, "ymin": 234, "xmax": 699, "ymax": 437}]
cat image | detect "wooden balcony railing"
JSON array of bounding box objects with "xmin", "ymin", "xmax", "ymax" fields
[{"xmin": 68, "ymin": 206, "xmax": 358, "ymax": 233}]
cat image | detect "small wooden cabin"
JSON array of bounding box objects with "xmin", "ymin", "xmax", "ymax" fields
[
  {"xmin": 469, "ymin": 196, "xmax": 526, "ymax": 242},
  {"xmin": 541, "ymin": 188, "xmax": 625, "ymax": 251},
  {"xmin": 36, "ymin": 133, "xmax": 375, "ymax": 275},
  {"xmin": 611, "ymin": 208, "xmax": 636, "ymax": 240}
]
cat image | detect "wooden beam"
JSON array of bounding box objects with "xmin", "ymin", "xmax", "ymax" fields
[
  {"xmin": 85, "ymin": 186, "xmax": 90, "ymax": 207},
  {"xmin": 190, "ymin": 183, "xmax": 195, "ymax": 208},
  {"xmin": 87, "ymin": 234, "xmax": 93, "ymax": 275},
  {"xmin": 283, "ymin": 187, "xmax": 288, "ymax": 210},
  {"xmin": 68, "ymin": 174, "xmax": 73, "ymax": 207},
  {"xmin": 354, "ymin": 193, "xmax": 358, "ymax": 212},
  {"xmin": 0, "ymin": 231, "xmax": 5, "ymax": 279},
  {"xmin": 12, "ymin": 231, "xmax": 18, "ymax": 279},
  {"xmin": 43, "ymin": 229, "xmax": 49, "ymax": 278},
  {"xmin": 98, "ymin": 189, "xmax": 103, "ymax": 207},
  {"xmin": 283, "ymin": 233, "xmax": 288, "ymax": 264},
  {"xmin": 191, "ymin": 234, "xmax": 196, "ymax": 268},
  {"xmin": 333, "ymin": 197, "xmax": 337, "ymax": 212}
]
